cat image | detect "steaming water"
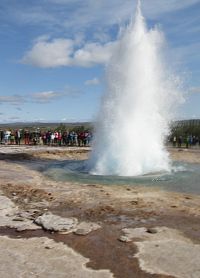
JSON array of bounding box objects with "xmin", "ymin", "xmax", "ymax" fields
[
  {"xmin": 43, "ymin": 159, "xmax": 200, "ymax": 195},
  {"xmin": 90, "ymin": 1, "xmax": 181, "ymax": 176}
]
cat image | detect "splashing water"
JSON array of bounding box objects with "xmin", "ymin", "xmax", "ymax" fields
[{"xmin": 90, "ymin": 1, "xmax": 182, "ymax": 177}]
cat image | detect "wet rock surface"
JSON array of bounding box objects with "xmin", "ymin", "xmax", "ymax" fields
[
  {"xmin": 35, "ymin": 212, "xmax": 78, "ymax": 233},
  {"xmin": 0, "ymin": 146, "xmax": 200, "ymax": 277},
  {"xmin": 35, "ymin": 212, "xmax": 101, "ymax": 235},
  {"xmin": 120, "ymin": 226, "xmax": 200, "ymax": 278},
  {"xmin": 0, "ymin": 236, "xmax": 113, "ymax": 278}
]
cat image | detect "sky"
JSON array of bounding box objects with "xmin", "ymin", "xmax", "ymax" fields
[{"xmin": 0, "ymin": 0, "xmax": 199, "ymax": 123}]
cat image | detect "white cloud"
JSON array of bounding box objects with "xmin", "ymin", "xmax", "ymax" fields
[
  {"xmin": 21, "ymin": 37, "xmax": 118, "ymax": 68},
  {"xmin": 73, "ymin": 41, "xmax": 117, "ymax": 67},
  {"xmin": 32, "ymin": 91, "xmax": 64, "ymax": 103},
  {"xmin": 0, "ymin": 95, "xmax": 25, "ymax": 105},
  {"xmin": 11, "ymin": 0, "xmax": 198, "ymax": 71},
  {"xmin": 0, "ymin": 88, "xmax": 77, "ymax": 106},
  {"xmin": 44, "ymin": 0, "xmax": 77, "ymax": 3},
  {"xmin": 85, "ymin": 78, "xmax": 100, "ymax": 86},
  {"xmin": 21, "ymin": 38, "xmax": 74, "ymax": 68},
  {"xmin": 8, "ymin": 116, "xmax": 21, "ymax": 121}
]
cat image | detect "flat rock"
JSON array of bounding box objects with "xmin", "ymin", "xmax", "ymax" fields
[
  {"xmin": 120, "ymin": 227, "xmax": 148, "ymax": 241},
  {"xmin": 0, "ymin": 195, "xmax": 17, "ymax": 217},
  {"xmin": 74, "ymin": 222, "xmax": 101, "ymax": 235},
  {"xmin": 120, "ymin": 226, "xmax": 200, "ymax": 278},
  {"xmin": 0, "ymin": 236, "xmax": 113, "ymax": 278},
  {"xmin": 0, "ymin": 194, "xmax": 40, "ymax": 230},
  {"xmin": 35, "ymin": 212, "xmax": 78, "ymax": 233}
]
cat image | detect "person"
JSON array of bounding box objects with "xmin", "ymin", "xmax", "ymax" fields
[
  {"xmin": 173, "ymin": 136, "xmax": 176, "ymax": 147},
  {"xmin": 189, "ymin": 135, "xmax": 193, "ymax": 147},
  {"xmin": 50, "ymin": 132, "xmax": 55, "ymax": 145},
  {"xmin": 186, "ymin": 136, "xmax": 189, "ymax": 148},
  {"xmin": 54, "ymin": 131, "xmax": 58, "ymax": 144},
  {"xmin": 58, "ymin": 131, "xmax": 62, "ymax": 146},
  {"xmin": 46, "ymin": 131, "xmax": 51, "ymax": 145},
  {"xmin": 42, "ymin": 132, "xmax": 47, "ymax": 145},
  {"xmin": 24, "ymin": 130, "xmax": 30, "ymax": 145},
  {"xmin": 0, "ymin": 130, "xmax": 4, "ymax": 144},
  {"xmin": 15, "ymin": 129, "xmax": 21, "ymax": 145},
  {"xmin": 4, "ymin": 130, "xmax": 11, "ymax": 144},
  {"xmin": 62, "ymin": 131, "xmax": 68, "ymax": 145},
  {"xmin": 10, "ymin": 131, "xmax": 15, "ymax": 145},
  {"xmin": 178, "ymin": 136, "xmax": 182, "ymax": 148}
]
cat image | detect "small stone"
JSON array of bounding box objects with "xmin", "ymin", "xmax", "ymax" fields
[
  {"xmin": 24, "ymin": 199, "xmax": 29, "ymax": 204},
  {"xmin": 140, "ymin": 219, "xmax": 147, "ymax": 223},
  {"xmin": 131, "ymin": 200, "xmax": 138, "ymax": 205},
  {"xmin": 74, "ymin": 222, "xmax": 101, "ymax": 236},
  {"xmin": 45, "ymin": 246, "xmax": 52, "ymax": 249},
  {"xmin": 148, "ymin": 218, "xmax": 156, "ymax": 222},
  {"xmin": 147, "ymin": 228, "xmax": 157, "ymax": 234},
  {"xmin": 12, "ymin": 217, "xmax": 24, "ymax": 222},
  {"xmin": 119, "ymin": 236, "xmax": 132, "ymax": 243},
  {"xmin": 185, "ymin": 196, "xmax": 192, "ymax": 200},
  {"xmin": 74, "ymin": 229, "xmax": 86, "ymax": 235}
]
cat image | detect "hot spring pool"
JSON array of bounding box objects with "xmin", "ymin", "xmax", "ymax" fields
[{"xmin": 42, "ymin": 160, "xmax": 200, "ymax": 195}]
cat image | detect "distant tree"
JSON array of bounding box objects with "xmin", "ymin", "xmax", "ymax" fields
[{"xmin": 55, "ymin": 123, "xmax": 67, "ymax": 133}]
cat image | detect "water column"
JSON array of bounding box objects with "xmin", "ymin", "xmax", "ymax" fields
[{"xmin": 90, "ymin": 0, "xmax": 181, "ymax": 176}]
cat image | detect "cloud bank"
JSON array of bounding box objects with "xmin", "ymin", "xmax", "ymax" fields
[{"xmin": 21, "ymin": 37, "xmax": 118, "ymax": 68}]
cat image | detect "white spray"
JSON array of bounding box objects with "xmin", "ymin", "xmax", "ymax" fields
[{"xmin": 90, "ymin": 0, "xmax": 181, "ymax": 176}]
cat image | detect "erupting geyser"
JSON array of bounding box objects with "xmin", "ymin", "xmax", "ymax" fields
[{"xmin": 90, "ymin": 0, "xmax": 181, "ymax": 176}]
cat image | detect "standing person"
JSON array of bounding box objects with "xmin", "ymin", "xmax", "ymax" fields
[
  {"xmin": 54, "ymin": 131, "xmax": 58, "ymax": 144},
  {"xmin": 4, "ymin": 130, "xmax": 11, "ymax": 144},
  {"xmin": 196, "ymin": 136, "xmax": 200, "ymax": 147},
  {"xmin": 50, "ymin": 132, "xmax": 55, "ymax": 146},
  {"xmin": 42, "ymin": 132, "xmax": 47, "ymax": 145},
  {"xmin": 62, "ymin": 131, "xmax": 68, "ymax": 146},
  {"xmin": 10, "ymin": 131, "xmax": 15, "ymax": 145},
  {"xmin": 46, "ymin": 131, "xmax": 51, "ymax": 146},
  {"xmin": 173, "ymin": 136, "xmax": 177, "ymax": 147},
  {"xmin": 74, "ymin": 132, "xmax": 78, "ymax": 146},
  {"xmin": 0, "ymin": 130, "xmax": 4, "ymax": 144},
  {"xmin": 189, "ymin": 135, "xmax": 193, "ymax": 148},
  {"xmin": 58, "ymin": 131, "xmax": 62, "ymax": 146},
  {"xmin": 178, "ymin": 136, "xmax": 182, "ymax": 148},
  {"xmin": 24, "ymin": 130, "xmax": 30, "ymax": 145},
  {"xmin": 87, "ymin": 131, "xmax": 92, "ymax": 146},
  {"xmin": 15, "ymin": 130, "xmax": 18, "ymax": 145},
  {"xmin": 15, "ymin": 129, "xmax": 21, "ymax": 145},
  {"xmin": 186, "ymin": 136, "xmax": 189, "ymax": 148}
]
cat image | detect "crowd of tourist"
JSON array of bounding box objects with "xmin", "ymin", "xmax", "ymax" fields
[
  {"xmin": 1, "ymin": 128, "xmax": 200, "ymax": 149},
  {"xmin": 0, "ymin": 129, "xmax": 93, "ymax": 147},
  {"xmin": 170, "ymin": 135, "xmax": 200, "ymax": 148}
]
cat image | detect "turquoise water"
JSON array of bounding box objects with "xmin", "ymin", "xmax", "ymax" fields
[{"xmin": 43, "ymin": 160, "xmax": 200, "ymax": 194}]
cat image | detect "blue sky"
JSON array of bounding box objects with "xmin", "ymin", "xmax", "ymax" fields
[{"xmin": 0, "ymin": 0, "xmax": 199, "ymax": 123}]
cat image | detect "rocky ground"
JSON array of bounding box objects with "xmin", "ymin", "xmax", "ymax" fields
[{"xmin": 0, "ymin": 145, "xmax": 200, "ymax": 278}]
